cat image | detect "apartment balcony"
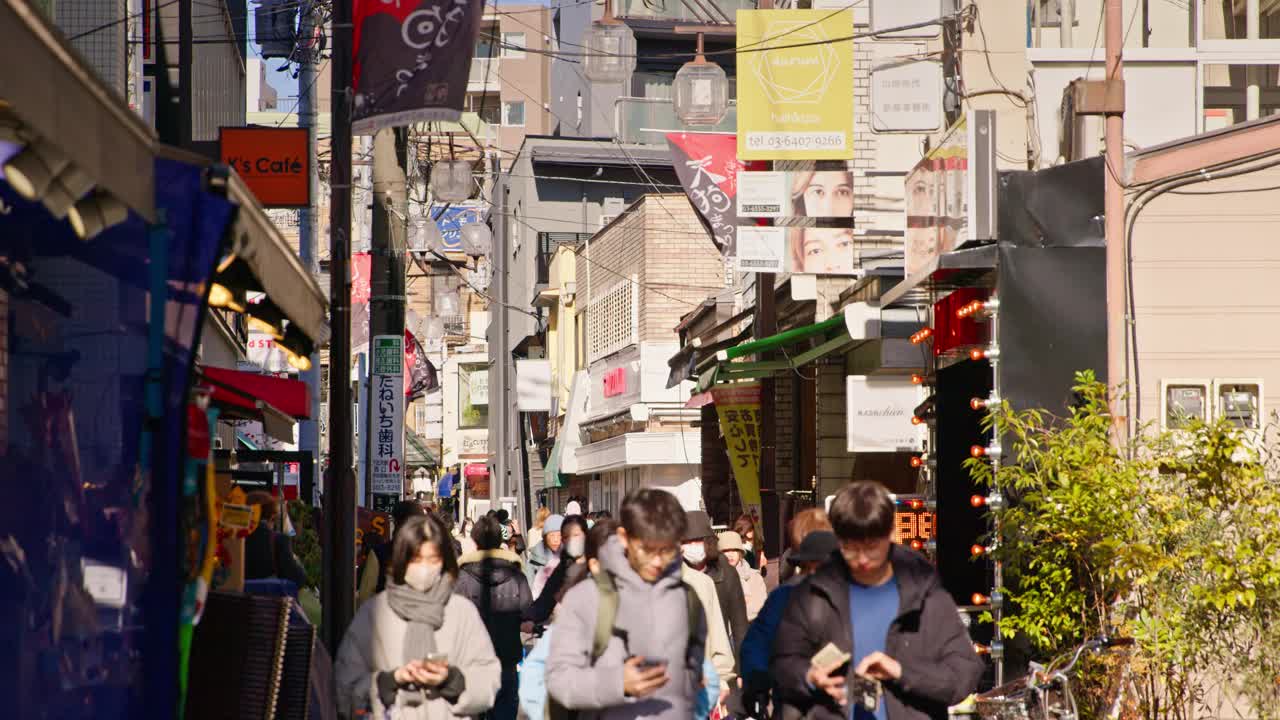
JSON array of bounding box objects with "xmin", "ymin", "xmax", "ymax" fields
[
  {"xmin": 537, "ymin": 232, "xmax": 592, "ymax": 286},
  {"xmin": 469, "ymin": 57, "xmax": 500, "ymax": 93},
  {"xmin": 616, "ymin": 0, "xmax": 756, "ymax": 24},
  {"xmin": 614, "ymin": 96, "xmax": 737, "ymax": 145}
]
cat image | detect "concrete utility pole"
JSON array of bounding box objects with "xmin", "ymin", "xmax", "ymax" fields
[
  {"xmin": 1104, "ymin": 0, "xmax": 1126, "ymax": 438},
  {"xmin": 323, "ymin": 0, "xmax": 356, "ymax": 655},
  {"xmin": 297, "ymin": 1, "xmax": 321, "ymax": 464},
  {"xmin": 491, "ymin": 151, "xmax": 510, "ymax": 512},
  {"xmin": 367, "ymin": 127, "xmax": 409, "ymax": 513}
]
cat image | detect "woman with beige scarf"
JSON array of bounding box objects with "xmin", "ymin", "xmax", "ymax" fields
[{"xmin": 336, "ymin": 514, "xmax": 501, "ymax": 719}]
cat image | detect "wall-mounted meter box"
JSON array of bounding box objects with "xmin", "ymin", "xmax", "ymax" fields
[
  {"xmin": 1214, "ymin": 380, "xmax": 1263, "ymax": 430},
  {"xmin": 1161, "ymin": 379, "xmax": 1209, "ymax": 430}
]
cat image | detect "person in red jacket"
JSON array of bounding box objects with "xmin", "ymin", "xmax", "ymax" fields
[{"xmin": 772, "ymin": 482, "xmax": 982, "ymax": 720}]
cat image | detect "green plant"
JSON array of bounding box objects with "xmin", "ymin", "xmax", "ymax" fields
[{"xmin": 967, "ymin": 370, "xmax": 1280, "ymax": 720}]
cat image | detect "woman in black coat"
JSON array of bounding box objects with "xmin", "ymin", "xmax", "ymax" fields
[{"xmin": 682, "ymin": 511, "xmax": 749, "ymax": 667}]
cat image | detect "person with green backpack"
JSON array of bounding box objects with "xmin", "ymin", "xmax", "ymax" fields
[{"xmin": 544, "ymin": 489, "xmax": 710, "ymax": 720}]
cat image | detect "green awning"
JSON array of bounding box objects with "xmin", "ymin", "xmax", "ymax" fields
[
  {"xmin": 543, "ymin": 441, "xmax": 565, "ymax": 489},
  {"xmin": 701, "ymin": 314, "xmax": 860, "ymax": 391},
  {"xmin": 405, "ymin": 432, "xmax": 437, "ymax": 467}
]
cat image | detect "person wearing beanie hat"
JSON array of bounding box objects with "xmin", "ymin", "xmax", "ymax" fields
[
  {"xmin": 526, "ymin": 514, "xmax": 565, "ymax": 594},
  {"xmin": 565, "ymin": 500, "xmax": 582, "ymax": 517},
  {"xmin": 718, "ymin": 531, "xmax": 767, "ymax": 621}
]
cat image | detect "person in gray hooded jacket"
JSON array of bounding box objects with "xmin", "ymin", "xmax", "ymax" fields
[{"xmin": 545, "ymin": 489, "xmax": 707, "ymax": 720}]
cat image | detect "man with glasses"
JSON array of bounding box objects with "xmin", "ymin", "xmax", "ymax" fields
[
  {"xmin": 772, "ymin": 482, "xmax": 982, "ymax": 720},
  {"xmin": 546, "ymin": 488, "xmax": 710, "ymax": 720}
]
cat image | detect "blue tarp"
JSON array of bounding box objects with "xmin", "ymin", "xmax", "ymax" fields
[{"xmin": 0, "ymin": 155, "xmax": 229, "ymax": 718}]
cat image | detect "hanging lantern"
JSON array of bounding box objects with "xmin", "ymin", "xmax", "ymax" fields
[
  {"xmin": 673, "ymin": 33, "xmax": 728, "ymax": 126},
  {"xmin": 430, "ymin": 160, "xmax": 473, "ymax": 202},
  {"xmin": 583, "ymin": 0, "xmax": 636, "ymax": 83},
  {"xmin": 460, "ymin": 222, "xmax": 493, "ymax": 258},
  {"xmin": 434, "ymin": 287, "xmax": 460, "ymax": 317}
]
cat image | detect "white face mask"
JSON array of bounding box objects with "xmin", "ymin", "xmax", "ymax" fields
[
  {"xmin": 682, "ymin": 542, "xmax": 707, "ymax": 566},
  {"xmin": 404, "ymin": 563, "xmax": 442, "ymax": 592},
  {"xmin": 566, "ymin": 536, "xmax": 586, "ymax": 559}
]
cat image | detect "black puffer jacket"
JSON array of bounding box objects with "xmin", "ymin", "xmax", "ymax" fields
[
  {"xmin": 771, "ymin": 545, "xmax": 983, "ymax": 720},
  {"xmin": 453, "ymin": 549, "xmax": 533, "ymax": 666}
]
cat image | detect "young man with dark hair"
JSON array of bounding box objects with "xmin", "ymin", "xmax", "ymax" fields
[
  {"xmin": 772, "ymin": 482, "xmax": 982, "ymax": 720},
  {"xmin": 545, "ymin": 488, "xmax": 709, "ymax": 720}
]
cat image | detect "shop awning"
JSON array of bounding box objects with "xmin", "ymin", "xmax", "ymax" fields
[
  {"xmin": 0, "ymin": 0, "xmax": 156, "ymax": 220},
  {"xmin": 542, "ymin": 370, "xmax": 590, "ymax": 489},
  {"xmin": 156, "ymin": 145, "xmax": 331, "ymax": 351},
  {"xmin": 198, "ymin": 366, "xmax": 311, "ymax": 443},
  {"xmin": 406, "ymin": 432, "xmax": 437, "ymax": 468}
]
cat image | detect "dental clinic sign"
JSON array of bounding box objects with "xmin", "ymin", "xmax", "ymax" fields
[
  {"xmin": 372, "ymin": 334, "xmax": 406, "ymax": 498},
  {"xmin": 846, "ymin": 375, "xmax": 923, "ymax": 453},
  {"xmin": 219, "ymin": 127, "xmax": 310, "ymax": 207}
]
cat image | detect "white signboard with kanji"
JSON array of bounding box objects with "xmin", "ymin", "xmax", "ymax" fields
[{"xmin": 371, "ymin": 334, "xmax": 405, "ymax": 496}]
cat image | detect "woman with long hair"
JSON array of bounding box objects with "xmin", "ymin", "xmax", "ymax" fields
[
  {"xmin": 731, "ymin": 514, "xmax": 765, "ymax": 571},
  {"xmin": 522, "ymin": 515, "xmax": 589, "ymax": 626},
  {"xmin": 335, "ymin": 514, "xmax": 501, "ymax": 719}
]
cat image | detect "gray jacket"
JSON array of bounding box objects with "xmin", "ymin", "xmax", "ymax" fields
[{"xmin": 545, "ymin": 537, "xmax": 706, "ymax": 720}]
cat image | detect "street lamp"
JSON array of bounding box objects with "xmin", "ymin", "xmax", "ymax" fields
[
  {"xmin": 583, "ymin": 0, "xmax": 636, "ymax": 83},
  {"xmin": 430, "ymin": 159, "xmax": 474, "ymax": 203},
  {"xmin": 673, "ymin": 33, "xmax": 728, "ymax": 126},
  {"xmin": 460, "ymin": 222, "xmax": 492, "ymax": 258}
]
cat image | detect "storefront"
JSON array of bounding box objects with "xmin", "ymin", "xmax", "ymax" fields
[{"xmin": 0, "ymin": 6, "xmax": 328, "ymax": 716}]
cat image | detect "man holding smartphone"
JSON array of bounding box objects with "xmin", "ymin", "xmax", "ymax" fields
[
  {"xmin": 772, "ymin": 482, "xmax": 982, "ymax": 720},
  {"xmin": 545, "ymin": 489, "xmax": 707, "ymax": 720}
]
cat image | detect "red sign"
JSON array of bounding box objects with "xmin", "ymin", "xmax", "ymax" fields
[
  {"xmin": 219, "ymin": 127, "xmax": 310, "ymax": 208},
  {"xmin": 465, "ymin": 464, "xmax": 490, "ymax": 496},
  {"xmin": 603, "ymin": 367, "xmax": 628, "ymax": 397}
]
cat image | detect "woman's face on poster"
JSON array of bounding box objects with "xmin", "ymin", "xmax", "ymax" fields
[
  {"xmin": 796, "ymin": 171, "xmax": 854, "ymax": 218},
  {"xmin": 796, "ymin": 227, "xmax": 855, "ymax": 274}
]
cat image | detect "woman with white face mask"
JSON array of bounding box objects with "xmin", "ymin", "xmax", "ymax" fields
[
  {"xmin": 522, "ymin": 515, "xmax": 589, "ymax": 627},
  {"xmin": 336, "ymin": 514, "xmax": 501, "ymax": 719},
  {"xmin": 682, "ymin": 512, "xmax": 749, "ymax": 674}
]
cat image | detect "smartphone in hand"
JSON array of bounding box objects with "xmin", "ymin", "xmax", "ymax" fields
[
  {"xmin": 424, "ymin": 652, "xmax": 449, "ymax": 665},
  {"xmin": 634, "ymin": 656, "xmax": 668, "ymax": 672},
  {"xmin": 850, "ymin": 673, "xmax": 882, "ymax": 713}
]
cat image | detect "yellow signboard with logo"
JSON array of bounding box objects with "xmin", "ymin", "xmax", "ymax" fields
[
  {"xmin": 711, "ymin": 383, "xmax": 764, "ymax": 520},
  {"xmin": 736, "ymin": 9, "xmax": 855, "ymax": 160}
]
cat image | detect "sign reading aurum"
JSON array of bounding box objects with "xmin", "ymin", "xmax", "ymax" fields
[{"xmin": 736, "ymin": 9, "xmax": 855, "ymax": 161}]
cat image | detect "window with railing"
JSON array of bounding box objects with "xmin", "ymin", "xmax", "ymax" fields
[
  {"xmin": 537, "ymin": 232, "xmax": 592, "ymax": 285},
  {"xmin": 588, "ymin": 278, "xmax": 638, "ymax": 362},
  {"xmin": 614, "ymin": 97, "xmax": 737, "ymax": 145},
  {"xmin": 442, "ymin": 315, "xmax": 467, "ymax": 337}
]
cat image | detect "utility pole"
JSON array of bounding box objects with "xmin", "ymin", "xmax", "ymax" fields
[
  {"xmin": 367, "ymin": 127, "xmax": 409, "ymax": 514},
  {"xmin": 298, "ymin": 0, "xmax": 321, "ymax": 467},
  {"xmin": 324, "ymin": 0, "xmax": 356, "ymax": 655},
  {"xmin": 1103, "ymin": 0, "xmax": 1126, "ymax": 439},
  {"xmin": 491, "ymin": 151, "xmax": 509, "ymax": 512},
  {"xmin": 753, "ymin": 0, "xmax": 781, "ymax": 559},
  {"xmin": 296, "ymin": 0, "xmax": 320, "ymax": 471}
]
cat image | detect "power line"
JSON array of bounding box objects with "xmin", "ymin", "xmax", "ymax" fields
[{"xmin": 277, "ymin": 57, "xmax": 331, "ymax": 127}]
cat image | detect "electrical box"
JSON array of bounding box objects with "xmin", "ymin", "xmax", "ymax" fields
[
  {"xmin": 1160, "ymin": 379, "xmax": 1209, "ymax": 429},
  {"xmin": 1213, "ymin": 379, "xmax": 1263, "ymax": 430},
  {"xmin": 255, "ymin": 0, "xmax": 298, "ymax": 60}
]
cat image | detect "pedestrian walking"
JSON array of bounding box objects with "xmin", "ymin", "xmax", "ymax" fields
[
  {"xmin": 528, "ymin": 506, "xmax": 551, "ymax": 552},
  {"xmin": 524, "ymin": 514, "xmax": 589, "ymax": 626},
  {"xmin": 526, "ymin": 514, "xmax": 564, "ymax": 593},
  {"xmin": 243, "ymin": 492, "xmax": 309, "ymax": 590},
  {"xmin": 771, "ymin": 482, "xmax": 982, "ymax": 720},
  {"xmin": 776, "ymin": 508, "xmax": 832, "ymax": 586},
  {"xmin": 545, "ymin": 488, "xmax": 708, "ymax": 720},
  {"xmin": 359, "ymin": 500, "xmax": 428, "ymax": 606},
  {"xmin": 454, "ymin": 516, "xmax": 533, "ymax": 720},
  {"xmin": 738, "ymin": 530, "xmax": 839, "ymax": 717},
  {"xmin": 731, "ymin": 515, "xmax": 766, "ymax": 572},
  {"xmin": 335, "ymin": 513, "xmax": 501, "ymax": 719},
  {"xmin": 683, "ymin": 511, "xmax": 749, "ymax": 664},
  {"xmin": 718, "ymin": 531, "xmax": 767, "ymax": 621}
]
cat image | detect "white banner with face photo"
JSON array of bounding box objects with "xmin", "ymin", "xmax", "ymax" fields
[{"xmin": 737, "ymin": 166, "xmax": 856, "ymax": 219}]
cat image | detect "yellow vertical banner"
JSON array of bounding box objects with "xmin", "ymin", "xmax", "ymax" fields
[
  {"xmin": 736, "ymin": 9, "xmax": 855, "ymax": 161},
  {"xmin": 711, "ymin": 383, "xmax": 764, "ymax": 520}
]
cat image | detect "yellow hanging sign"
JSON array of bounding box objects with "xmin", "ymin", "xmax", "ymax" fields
[
  {"xmin": 711, "ymin": 383, "xmax": 764, "ymax": 520},
  {"xmin": 736, "ymin": 9, "xmax": 855, "ymax": 160}
]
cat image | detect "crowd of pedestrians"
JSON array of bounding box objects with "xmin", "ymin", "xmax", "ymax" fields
[{"xmin": 333, "ymin": 482, "xmax": 982, "ymax": 720}]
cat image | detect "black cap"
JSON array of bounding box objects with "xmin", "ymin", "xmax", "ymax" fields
[
  {"xmin": 683, "ymin": 511, "xmax": 715, "ymax": 542},
  {"xmin": 788, "ymin": 531, "xmax": 838, "ymax": 564}
]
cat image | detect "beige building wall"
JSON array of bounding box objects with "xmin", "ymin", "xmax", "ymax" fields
[
  {"xmin": 496, "ymin": 7, "xmax": 553, "ymax": 161},
  {"xmin": 1129, "ymin": 161, "xmax": 1280, "ymax": 432}
]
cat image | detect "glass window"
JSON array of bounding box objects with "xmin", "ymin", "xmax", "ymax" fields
[
  {"xmin": 502, "ymin": 100, "xmax": 526, "ymax": 127},
  {"xmin": 1203, "ymin": 0, "xmax": 1280, "ymax": 40},
  {"xmin": 1201, "ymin": 64, "xmax": 1280, "ymax": 130},
  {"xmin": 459, "ymin": 363, "xmax": 489, "ymax": 429},
  {"xmin": 501, "ymin": 32, "xmax": 527, "ymax": 58}
]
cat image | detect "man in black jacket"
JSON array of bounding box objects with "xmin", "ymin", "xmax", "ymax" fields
[
  {"xmin": 772, "ymin": 482, "xmax": 982, "ymax": 720},
  {"xmin": 683, "ymin": 510, "xmax": 749, "ymax": 667},
  {"xmin": 454, "ymin": 514, "xmax": 533, "ymax": 720}
]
